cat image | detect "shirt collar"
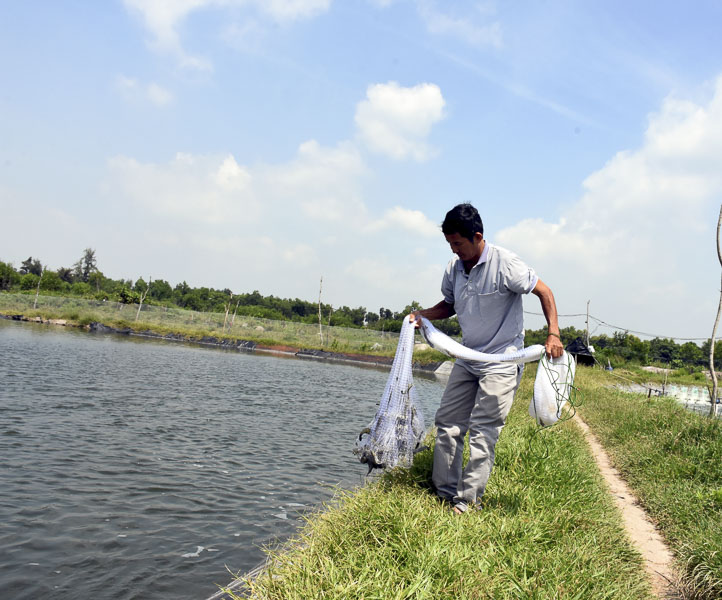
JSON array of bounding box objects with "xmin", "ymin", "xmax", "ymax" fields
[
  {"xmin": 478, "ymin": 241, "xmax": 489, "ymax": 265},
  {"xmin": 455, "ymin": 241, "xmax": 489, "ymax": 274}
]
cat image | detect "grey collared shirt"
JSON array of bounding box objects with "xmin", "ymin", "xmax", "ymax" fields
[{"xmin": 441, "ymin": 242, "xmax": 538, "ymax": 372}]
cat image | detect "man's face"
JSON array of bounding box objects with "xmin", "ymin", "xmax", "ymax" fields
[{"xmin": 444, "ymin": 232, "xmax": 483, "ymax": 263}]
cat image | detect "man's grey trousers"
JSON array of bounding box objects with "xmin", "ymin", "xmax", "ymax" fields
[{"xmin": 432, "ymin": 362, "xmax": 522, "ymax": 511}]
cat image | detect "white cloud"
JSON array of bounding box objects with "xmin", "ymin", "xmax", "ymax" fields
[
  {"xmin": 190, "ymin": 234, "xmax": 318, "ymax": 269},
  {"xmin": 355, "ymin": 81, "xmax": 446, "ymax": 160},
  {"xmin": 115, "ymin": 75, "xmax": 174, "ymax": 107},
  {"xmin": 370, "ymin": 0, "xmax": 502, "ymax": 47},
  {"xmin": 417, "ymin": 1, "xmax": 502, "ymax": 48},
  {"xmin": 262, "ymin": 0, "xmax": 332, "ymax": 21},
  {"xmin": 106, "ymin": 137, "xmax": 367, "ymax": 233},
  {"xmin": 344, "ymin": 257, "xmax": 443, "ymax": 308},
  {"xmin": 263, "ymin": 139, "xmax": 368, "ymax": 222},
  {"xmin": 366, "ymin": 206, "xmax": 439, "ymax": 237},
  {"xmin": 496, "ymin": 77, "xmax": 722, "ymax": 337},
  {"xmin": 146, "ymin": 83, "xmax": 174, "ymax": 106},
  {"xmin": 122, "ymin": 0, "xmax": 213, "ymax": 70},
  {"xmin": 107, "ymin": 152, "xmax": 257, "ymax": 225},
  {"xmin": 123, "ymin": 0, "xmax": 331, "ymax": 68}
]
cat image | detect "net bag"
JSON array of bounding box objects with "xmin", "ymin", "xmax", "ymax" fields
[
  {"xmin": 529, "ymin": 351, "xmax": 576, "ymax": 427},
  {"xmin": 354, "ymin": 316, "xmax": 425, "ymax": 472}
]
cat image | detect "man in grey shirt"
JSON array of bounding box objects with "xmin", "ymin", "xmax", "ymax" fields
[{"xmin": 410, "ymin": 203, "xmax": 563, "ymax": 514}]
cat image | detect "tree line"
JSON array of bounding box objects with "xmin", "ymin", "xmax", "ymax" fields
[
  {"xmin": 1, "ymin": 249, "xmax": 714, "ymax": 369},
  {"xmin": 0, "ymin": 250, "xmax": 457, "ymax": 333}
]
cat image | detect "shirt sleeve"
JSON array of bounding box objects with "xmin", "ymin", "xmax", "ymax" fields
[
  {"xmin": 502, "ymin": 253, "xmax": 538, "ymax": 295},
  {"xmin": 441, "ymin": 260, "xmax": 456, "ymax": 304}
]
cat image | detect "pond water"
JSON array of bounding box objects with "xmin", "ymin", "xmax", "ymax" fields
[{"xmin": 0, "ymin": 319, "xmax": 445, "ymax": 600}]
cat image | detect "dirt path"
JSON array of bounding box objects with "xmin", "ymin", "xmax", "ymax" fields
[{"xmin": 573, "ymin": 415, "xmax": 680, "ymax": 599}]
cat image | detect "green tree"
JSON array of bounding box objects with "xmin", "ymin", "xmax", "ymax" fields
[
  {"xmin": 20, "ymin": 256, "xmax": 42, "ymax": 276},
  {"xmin": 87, "ymin": 271, "xmax": 107, "ymax": 294},
  {"xmin": 118, "ymin": 286, "xmax": 140, "ymax": 304},
  {"xmin": 679, "ymin": 341, "xmax": 703, "ymax": 366},
  {"xmin": 649, "ymin": 337, "xmax": 679, "ymax": 364},
  {"xmin": 20, "ymin": 273, "xmax": 40, "ymax": 290},
  {"xmin": 0, "ymin": 261, "xmax": 20, "ymax": 290},
  {"xmin": 71, "ymin": 281, "xmax": 92, "ymax": 296},
  {"xmin": 40, "ymin": 270, "xmax": 65, "ymax": 291},
  {"xmin": 133, "ymin": 277, "xmax": 148, "ymax": 294},
  {"xmin": 149, "ymin": 279, "xmax": 173, "ymax": 301},
  {"xmin": 398, "ymin": 301, "xmax": 422, "ymax": 319},
  {"xmin": 377, "ymin": 307, "xmax": 392, "ymax": 320},
  {"xmin": 56, "ymin": 266, "xmax": 75, "ymax": 284},
  {"xmin": 73, "ymin": 248, "xmax": 98, "ymax": 283}
]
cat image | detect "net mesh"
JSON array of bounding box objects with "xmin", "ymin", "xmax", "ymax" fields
[{"xmin": 354, "ymin": 316, "xmax": 425, "ymax": 472}]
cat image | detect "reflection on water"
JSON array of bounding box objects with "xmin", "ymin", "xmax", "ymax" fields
[{"xmin": 0, "ymin": 319, "xmax": 444, "ymax": 600}]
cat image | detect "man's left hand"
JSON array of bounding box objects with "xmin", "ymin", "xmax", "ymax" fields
[{"xmin": 545, "ymin": 334, "xmax": 564, "ymax": 359}]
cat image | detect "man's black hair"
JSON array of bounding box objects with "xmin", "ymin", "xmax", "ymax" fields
[{"xmin": 441, "ymin": 203, "xmax": 484, "ymax": 242}]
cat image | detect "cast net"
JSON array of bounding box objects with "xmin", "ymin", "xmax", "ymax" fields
[{"xmin": 354, "ymin": 316, "xmax": 426, "ymax": 472}]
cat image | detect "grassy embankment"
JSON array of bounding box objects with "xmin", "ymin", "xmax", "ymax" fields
[
  {"xmin": 222, "ymin": 367, "xmax": 722, "ymax": 600},
  {"xmin": 227, "ymin": 367, "xmax": 651, "ymax": 600},
  {"xmin": 0, "ymin": 292, "xmax": 446, "ymax": 364},
  {"xmin": 578, "ymin": 371, "xmax": 722, "ymax": 598}
]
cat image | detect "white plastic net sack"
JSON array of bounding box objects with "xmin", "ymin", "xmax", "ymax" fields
[
  {"xmin": 354, "ymin": 316, "xmax": 426, "ymax": 472},
  {"xmin": 529, "ymin": 351, "xmax": 576, "ymax": 427}
]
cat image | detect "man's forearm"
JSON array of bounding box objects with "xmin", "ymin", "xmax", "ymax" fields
[
  {"xmin": 531, "ymin": 279, "xmax": 564, "ymax": 358},
  {"xmin": 532, "ymin": 280, "xmax": 560, "ymax": 334},
  {"xmin": 417, "ymin": 300, "xmax": 456, "ymax": 321}
]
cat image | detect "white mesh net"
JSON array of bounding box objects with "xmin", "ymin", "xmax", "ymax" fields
[{"xmin": 354, "ymin": 316, "xmax": 426, "ymax": 472}]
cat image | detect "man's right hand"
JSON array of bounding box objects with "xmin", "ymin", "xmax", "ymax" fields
[{"xmin": 408, "ymin": 311, "xmax": 423, "ymax": 328}]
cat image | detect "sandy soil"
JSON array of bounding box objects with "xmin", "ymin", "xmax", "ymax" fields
[{"xmin": 574, "ymin": 415, "xmax": 680, "ymax": 599}]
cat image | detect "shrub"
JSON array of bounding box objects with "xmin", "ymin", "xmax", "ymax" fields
[
  {"xmin": 0, "ymin": 261, "xmax": 20, "ymax": 290},
  {"xmin": 20, "ymin": 273, "xmax": 39, "ymax": 290}
]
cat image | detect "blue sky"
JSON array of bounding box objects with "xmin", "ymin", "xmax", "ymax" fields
[{"xmin": 2, "ymin": 1, "xmax": 722, "ymax": 340}]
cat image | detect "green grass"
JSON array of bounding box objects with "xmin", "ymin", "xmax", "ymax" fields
[
  {"xmin": 225, "ymin": 369, "xmax": 652, "ymax": 600},
  {"xmin": 0, "ymin": 292, "xmax": 454, "ymax": 364},
  {"xmin": 0, "ymin": 292, "xmax": 408, "ymax": 358},
  {"xmin": 577, "ymin": 368, "xmax": 722, "ymax": 599},
  {"xmin": 608, "ymin": 365, "xmax": 711, "ymax": 388}
]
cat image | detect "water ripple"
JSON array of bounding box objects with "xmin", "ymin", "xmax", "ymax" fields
[{"xmin": 0, "ymin": 319, "xmax": 444, "ymax": 599}]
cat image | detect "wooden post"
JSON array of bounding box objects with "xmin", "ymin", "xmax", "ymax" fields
[
  {"xmin": 663, "ymin": 363, "xmax": 668, "ymax": 396},
  {"xmin": 223, "ymin": 293, "xmax": 233, "ymax": 332},
  {"xmin": 33, "ymin": 267, "xmax": 44, "ymax": 310},
  {"xmin": 230, "ymin": 297, "xmax": 241, "ymax": 330},
  {"xmin": 135, "ymin": 277, "xmax": 151, "ymax": 322}
]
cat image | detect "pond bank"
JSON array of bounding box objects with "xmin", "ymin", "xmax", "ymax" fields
[{"xmin": 0, "ymin": 312, "xmax": 449, "ymax": 375}]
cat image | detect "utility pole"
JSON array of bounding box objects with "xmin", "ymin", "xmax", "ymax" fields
[{"xmin": 585, "ymin": 300, "xmax": 590, "ymax": 347}]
